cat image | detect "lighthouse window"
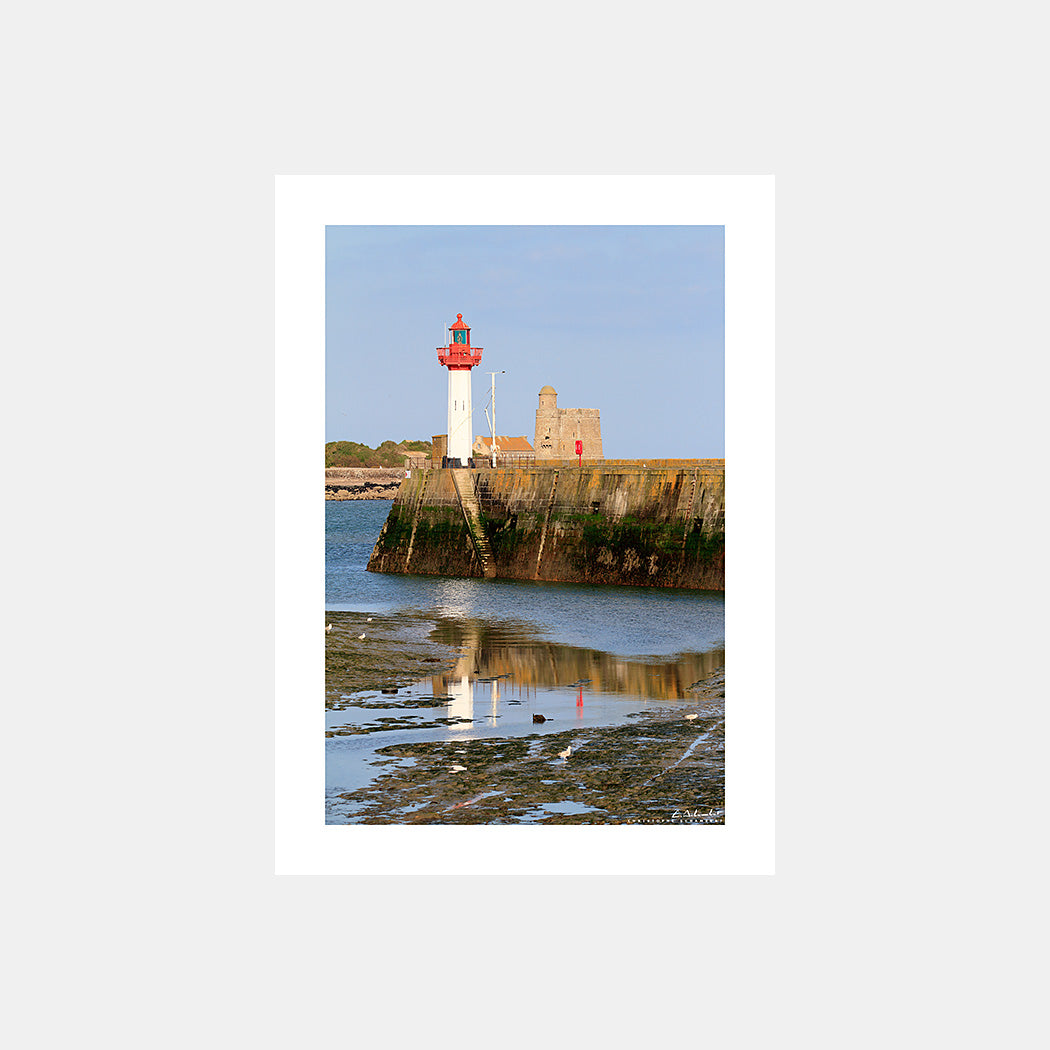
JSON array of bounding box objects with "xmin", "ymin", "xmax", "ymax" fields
[{"xmin": 453, "ymin": 330, "xmax": 467, "ymax": 344}]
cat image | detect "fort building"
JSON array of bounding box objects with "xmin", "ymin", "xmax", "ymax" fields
[{"xmin": 534, "ymin": 386, "xmax": 603, "ymax": 461}]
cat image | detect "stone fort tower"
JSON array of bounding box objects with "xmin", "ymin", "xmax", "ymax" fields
[{"xmin": 534, "ymin": 385, "xmax": 603, "ymax": 460}]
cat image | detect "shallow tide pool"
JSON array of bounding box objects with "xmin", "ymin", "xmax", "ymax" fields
[{"xmin": 325, "ymin": 500, "xmax": 725, "ymax": 824}]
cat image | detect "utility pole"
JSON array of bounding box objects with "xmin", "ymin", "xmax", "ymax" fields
[{"xmin": 484, "ymin": 371, "xmax": 505, "ymax": 468}]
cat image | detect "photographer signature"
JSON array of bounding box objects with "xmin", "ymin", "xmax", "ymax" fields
[{"xmin": 671, "ymin": 808, "xmax": 722, "ymax": 823}]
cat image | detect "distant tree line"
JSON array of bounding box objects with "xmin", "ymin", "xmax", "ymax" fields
[{"xmin": 325, "ymin": 439, "xmax": 432, "ymax": 468}]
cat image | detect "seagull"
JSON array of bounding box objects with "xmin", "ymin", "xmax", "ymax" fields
[
  {"xmin": 558, "ymin": 745, "xmax": 572, "ymax": 759},
  {"xmin": 685, "ymin": 713, "xmax": 699, "ymax": 721},
  {"xmin": 367, "ymin": 617, "xmax": 373, "ymax": 622},
  {"xmin": 358, "ymin": 633, "xmax": 366, "ymax": 640},
  {"xmin": 325, "ymin": 624, "xmax": 333, "ymax": 633},
  {"xmin": 450, "ymin": 765, "xmax": 467, "ymax": 773}
]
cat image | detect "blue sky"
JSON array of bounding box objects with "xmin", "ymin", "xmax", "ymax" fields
[{"xmin": 325, "ymin": 226, "xmax": 724, "ymax": 458}]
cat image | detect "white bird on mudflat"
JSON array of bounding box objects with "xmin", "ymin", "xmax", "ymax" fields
[
  {"xmin": 450, "ymin": 765, "xmax": 467, "ymax": 773},
  {"xmin": 558, "ymin": 745, "xmax": 572, "ymax": 759},
  {"xmin": 325, "ymin": 624, "xmax": 333, "ymax": 633},
  {"xmin": 685, "ymin": 713, "xmax": 698, "ymax": 721},
  {"xmin": 358, "ymin": 633, "xmax": 366, "ymax": 640},
  {"xmin": 367, "ymin": 617, "xmax": 373, "ymax": 622}
]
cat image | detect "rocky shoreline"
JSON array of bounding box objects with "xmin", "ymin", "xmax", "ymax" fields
[{"xmin": 325, "ymin": 467, "xmax": 406, "ymax": 500}]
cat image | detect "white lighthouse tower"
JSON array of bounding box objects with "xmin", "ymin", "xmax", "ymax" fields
[{"xmin": 436, "ymin": 313, "xmax": 483, "ymax": 467}]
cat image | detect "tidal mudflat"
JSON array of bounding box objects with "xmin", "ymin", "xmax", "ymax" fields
[
  {"xmin": 325, "ymin": 500, "xmax": 725, "ymax": 825},
  {"xmin": 324, "ymin": 610, "xmax": 724, "ymax": 824}
]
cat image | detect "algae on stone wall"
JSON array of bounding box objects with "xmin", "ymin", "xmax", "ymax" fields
[{"xmin": 367, "ymin": 464, "xmax": 725, "ymax": 590}]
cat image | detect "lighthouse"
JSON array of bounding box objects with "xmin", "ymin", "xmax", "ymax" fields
[{"xmin": 436, "ymin": 313, "xmax": 483, "ymax": 467}]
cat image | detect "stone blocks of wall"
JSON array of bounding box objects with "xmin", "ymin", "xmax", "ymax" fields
[
  {"xmin": 367, "ymin": 463, "xmax": 725, "ymax": 590},
  {"xmin": 365, "ymin": 469, "xmax": 483, "ymax": 578}
]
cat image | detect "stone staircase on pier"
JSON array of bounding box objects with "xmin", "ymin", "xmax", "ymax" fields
[{"xmin": 450, "ymin": 469, "xmax": 496, "ymax": 578}]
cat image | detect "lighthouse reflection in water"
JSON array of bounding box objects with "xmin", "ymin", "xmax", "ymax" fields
[
  {"xmin": 447, "ymin": 675, "xmax": 474, "ymax": 729},
  {"xmin": 325, "ymin": 501, "xmax": 724, "ymax": 811}
]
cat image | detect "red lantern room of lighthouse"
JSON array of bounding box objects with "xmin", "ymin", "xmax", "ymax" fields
[{"xmin": 437, "ymin": 313, "xmax": 483, "ymax": 467}]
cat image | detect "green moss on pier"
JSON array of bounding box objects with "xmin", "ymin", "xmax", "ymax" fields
[{"xmin": 367, "ymin": 464, "xmax": 725, "ymax": 589}]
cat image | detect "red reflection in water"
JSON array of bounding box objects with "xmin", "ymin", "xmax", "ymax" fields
[{"xmin": 576, "ymin": 685, "xmax": 583, "ymax": 718}]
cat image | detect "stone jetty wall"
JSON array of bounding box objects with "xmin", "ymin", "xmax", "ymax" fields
[{"xmin": 366, "ymin": 461, "xmax": 725, "ymax": 590}]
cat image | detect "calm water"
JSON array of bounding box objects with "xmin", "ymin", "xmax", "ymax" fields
[
  {"xmin": 326, "ymin": 500, "xmax": 725, "ymax": 658},
  {"xmin": 325, "ymin": 499, "xmax": 725, "ymax": 822}
]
